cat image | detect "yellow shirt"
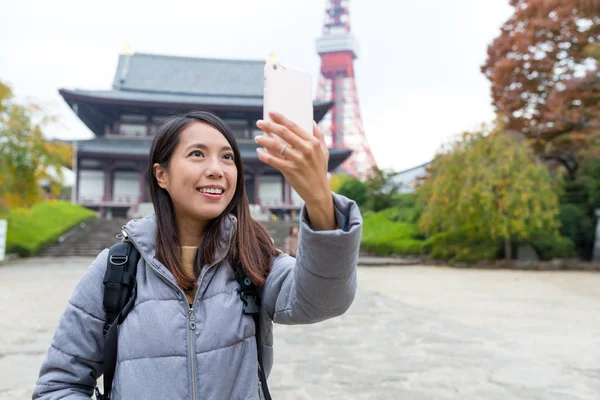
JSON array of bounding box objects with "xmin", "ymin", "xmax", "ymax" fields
[{"xmin": 180, "ymin": 246, "xmax": 198, "ymax": 304}]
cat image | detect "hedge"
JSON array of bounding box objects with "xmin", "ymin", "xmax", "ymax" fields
[{"xmin": 361, "ymin": 212, "xmax": 425, "ymax": 256}]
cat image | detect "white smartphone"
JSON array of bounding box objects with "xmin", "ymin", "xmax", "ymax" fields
[{"xmin": 263, "ymin": 62, "xmax": 314, "ymax": 138}]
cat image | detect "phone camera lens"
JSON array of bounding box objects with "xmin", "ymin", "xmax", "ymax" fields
[{"xmin": 273, "ymin": 65, "xmax": 278, "ymax": 71}]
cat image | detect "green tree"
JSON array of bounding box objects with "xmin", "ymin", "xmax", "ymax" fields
[
  {"xmin": 417, "ymin": 123, "xmax": 561, "ymax": 262},
  {"xmin": 337, "ymin": 176, "xmax": 368, "ymax": 207},
  {"xmin": 333, "ymin": 168, "xmax": 399, "ymax": 211},
  {"xmin": 329, "ymin": 172, "xmax": 349, "ymax": 193},
  {"xmin": 558, "ymin": 159, "xmax": 600, "ymax": 259},
  {"xmin": 0, "ymin": 81, "xmax": 72, "ymax": 208},
  {"xmin": 364, "ymin": 167, "xmax": 400, "ymax": 212},
  {"xmin": 584, "ymin": 159, "xmax": 600, "ymax": 210}
]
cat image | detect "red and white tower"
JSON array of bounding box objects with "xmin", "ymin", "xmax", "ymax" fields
[{"xmin": 316, "ymin": 0, "xmax": 376, "ymax": 180}]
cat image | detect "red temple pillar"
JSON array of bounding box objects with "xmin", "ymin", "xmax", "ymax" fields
[
  {"xmin": 102, "ymin": 166, "xmax": 114, "ymax": 219},
  {"xmin": 75, "ymin": 167, "xmax": 81, "ymax": 204},
  {"xmin": 254, "ymin": 173, "xmax": 260, "ymax": 205},
  {"xmin": 246, "ymin": 120, "xmax": 253, "ymax": 140},
  {"xmin": 103, "ymin": 166, "xmax": 113, "ymax": 202}
]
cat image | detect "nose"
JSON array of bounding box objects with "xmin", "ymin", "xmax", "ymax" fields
[{"xmin": 204, "ymin": 156, "xmax": 224, "ymax": 179}]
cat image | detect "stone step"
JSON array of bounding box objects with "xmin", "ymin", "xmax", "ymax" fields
[
  {"xmin": 39, "ymin": 217, "xmax": 127, "ymax": 257},
  {"xmin": 39, "ymin": 218, "xmax": 300, "ymax": 258}
]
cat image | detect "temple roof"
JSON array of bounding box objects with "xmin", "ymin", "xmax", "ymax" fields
[
  {"xmin": 112, "ymin": 53, "xmax": 265, "ymax": 98},
  {"xmin": 59, "ymin": 52, "xmax": 333, "ymax": 136},
  {"xmin": 75, "ymin": 137, "xmax": 352, "ymax": 172},
  {"xmin": 63, "ymin": 53, "xmax": 267, "ymax": 108}
]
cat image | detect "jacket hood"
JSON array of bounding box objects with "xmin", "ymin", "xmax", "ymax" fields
[{"xmin": 122, "ymin": 212, "xmax": 237, "ymax": 278}]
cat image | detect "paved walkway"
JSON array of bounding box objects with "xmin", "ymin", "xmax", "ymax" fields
[{"xmin": 1, "ymin": 257, "xmax": 599, "ymax": 399}]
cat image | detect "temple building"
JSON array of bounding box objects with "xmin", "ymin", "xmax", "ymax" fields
[{"xmin": 59, "ymin": 52, "xmax": 351, "ymax": 218}]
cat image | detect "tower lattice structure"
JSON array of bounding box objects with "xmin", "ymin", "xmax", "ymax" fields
[{"xmin": 315, "ymin": 0, "xmax": 376, "ymax": 180}]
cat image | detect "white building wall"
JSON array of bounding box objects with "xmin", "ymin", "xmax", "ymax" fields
[
  {"xmin": 258, "ymin": 176, "xmax": 282, "ymax": 204},
  {"xmin": 79, "ymin": 170, "xmax": 104, "ymax": 202},
  {"xmin": 113, "ymin": 171, "xmax": 141, "ymax": 202}
]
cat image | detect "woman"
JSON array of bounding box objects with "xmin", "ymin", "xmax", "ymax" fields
[
  {"xmin": 33, "ymin": 111, "xmax": 362, "ymax": 399},
  {"xmin": 284, "ymin": 226, "xmax": 299, "ymax": 257}
]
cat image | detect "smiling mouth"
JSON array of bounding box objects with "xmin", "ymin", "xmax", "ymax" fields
[{"xmin": 197, "ymin": 187, "xmax": 224, "ymax": 195}]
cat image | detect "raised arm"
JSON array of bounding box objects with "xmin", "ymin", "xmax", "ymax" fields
[
  {"xmin": 254, "ymin": 112, "xmax": 363, "ymax": 325},
  {"xmin": 262, "ymin": 193, "xmax": 362, "ymax": 325}
]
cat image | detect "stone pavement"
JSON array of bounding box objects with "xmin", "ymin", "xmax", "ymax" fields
[{"xmin": 1, "ymin": 257, "xmax": 599, "ymax": 399}]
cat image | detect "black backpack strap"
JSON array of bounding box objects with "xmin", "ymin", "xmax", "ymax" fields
[
  {"xmin": 231, "ymin": 261, "xmax": 272, "ymax": 400},
  {"xmin": 95, "ymin": 242, "xmax": 140, "ymax": 400}
]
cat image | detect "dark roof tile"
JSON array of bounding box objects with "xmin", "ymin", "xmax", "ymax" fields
[
  {"xmin": 112, "ymin": 53, "xmax": 266, "ymax": 97},
  {"xmin": 61, "ymin": 88, "xmax": 264, "ymax": 108}
]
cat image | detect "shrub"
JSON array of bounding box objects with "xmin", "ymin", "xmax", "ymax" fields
[
  {"xmin": 526, "ymin": 232, "xmax": 577, "ymax": 260},
  {"xmin": 559, "ymin": 203, "xmax": 595, "ymax": 259},
  {"xmin": 361, "ymin": 212, "xmax": 425, "ymax": 256},
  {"xmin": 423, "ymin": 230, "xmax": 500, "ymax": 262}
]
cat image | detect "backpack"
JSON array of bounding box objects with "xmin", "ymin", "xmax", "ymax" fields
[{"xmin": 94, "ymin": 241, "xmax": 271, "ymax": 400}]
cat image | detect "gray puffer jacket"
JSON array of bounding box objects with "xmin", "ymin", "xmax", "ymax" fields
[{"xmin": 33, "ymin": 193, "xmax": 362, "ymax": 399}]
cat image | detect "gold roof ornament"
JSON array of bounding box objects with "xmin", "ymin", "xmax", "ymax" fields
[
  {"xmin": 121, "ymin": 42, "xmax": 135, "ymax": 55},
  {"xmin": 266, "ymin": 52, "xmax": 278, "ymax": 64}
]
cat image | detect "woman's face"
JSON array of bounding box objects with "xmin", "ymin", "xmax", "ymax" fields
[{"xmin": 154, "ymin": 122, "xmax": 238, "ymax": 224}]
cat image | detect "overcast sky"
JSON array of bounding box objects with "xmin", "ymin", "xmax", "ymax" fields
[{"xmin": 1, "ymin": 0, "xmax": 513, "ymax": 172}]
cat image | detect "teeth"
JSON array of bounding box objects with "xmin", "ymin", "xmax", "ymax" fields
[{"xmin": 198, "ymin": 188, "xmax": 223, "ymax": 194}]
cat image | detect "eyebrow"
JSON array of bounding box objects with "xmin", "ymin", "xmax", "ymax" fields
[{"xmin": 185, "ymin": 143, "xmax": 233, "ymax": 152}]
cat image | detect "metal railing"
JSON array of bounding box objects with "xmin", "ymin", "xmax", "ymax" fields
[{"xmin": 77, "ymin": 195, "xmax": 142, "ymax": 206}]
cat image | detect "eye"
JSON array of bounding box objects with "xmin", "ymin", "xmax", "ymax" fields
[
  {"xmin": 189, "ymin": 150, "xmax": 204, "ymax": 158},
  {"xmin": 223, "ymin": 153, "xmax": 235, "ymax": 161}
]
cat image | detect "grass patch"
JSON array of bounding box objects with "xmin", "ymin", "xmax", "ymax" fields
[
  {"xmin": 4, "ymin": 200, "xmax": 97, "ymax": 257},
  {"xmin": 361, "ymin": 211, "xmax": 425, "ymax": 256}
]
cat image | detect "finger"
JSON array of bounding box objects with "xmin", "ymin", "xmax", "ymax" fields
[
  {"xmin": 256, "ymin": 147, "xmax": 290, "ymax": 172},
  {"xmin": 313, "ymin": 121, "xmax": 330, "ymax": 173},
  {"xmin": 269, "ymin": 111, "xmax": 313, "ymax": 141},
  {"xmin": 257, "ymin": 119, "xmax": 310, "ymax": 153},
  {"xmin": 313, "ymin": 121, "xmax": 327, "ymax": 148},
  {"xmin": 254, "ymin": 133, "xmax": 285, "ymax": 160},
  {"xmin": 254, "ymin": 134, "xmax": 302, "ymax": 161}
]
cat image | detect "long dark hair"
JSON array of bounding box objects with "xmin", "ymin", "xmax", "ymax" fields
[{"xmin": 147, "ymin": 111, "xmax": 278, "ymax": 289}]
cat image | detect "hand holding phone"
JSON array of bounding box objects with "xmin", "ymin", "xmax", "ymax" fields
[
  {"xmin": 255, "ymin": 111, "xmax": 335, "ymax": 230},
  {"xmin": 257, "ymin": 62, "xmax": 334, "ymax": 220}
]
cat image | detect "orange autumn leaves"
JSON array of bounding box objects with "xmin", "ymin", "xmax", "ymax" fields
[{"xmin": 481, "ymin": 0, "xmax": 600, "ymax": 179}]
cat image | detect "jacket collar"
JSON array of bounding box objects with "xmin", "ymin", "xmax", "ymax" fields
[{"xmin": 122, "ymin": 213, "xmax": 237, "ymax": 274}]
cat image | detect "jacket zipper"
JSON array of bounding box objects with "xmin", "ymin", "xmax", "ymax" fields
[
  {"xmin": 188, "ymin": 306, "xmax": 197, "ymax": 400},
  {"xmin": 187, "ymin": 266, "xmax": 216, "ymax": 400},
  {"xmin": 121, "ymin": 227, "xmax": 228, "ymax": 400},
  {"xmin": 185, "ymin": 251, "xmax": 223, "ymax": 400}
]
